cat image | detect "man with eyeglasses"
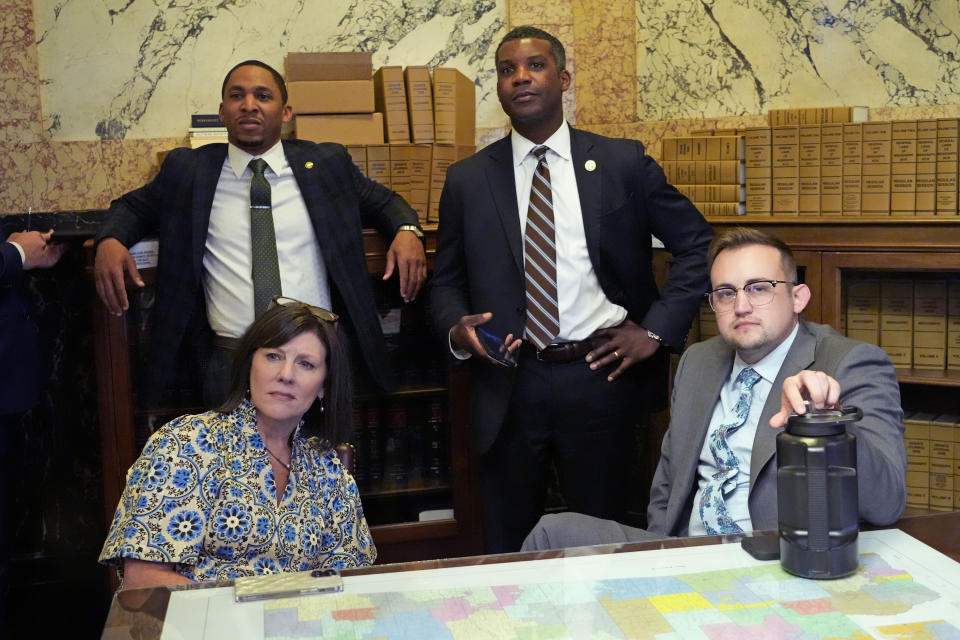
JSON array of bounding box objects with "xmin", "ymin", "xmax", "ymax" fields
[{"xmin": 521, "ymin": 227, "xmax": 906, "ymax": 549}]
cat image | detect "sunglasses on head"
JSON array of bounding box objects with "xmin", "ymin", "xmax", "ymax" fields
[{"xmin": 270, "ymin": 295, "xmax": 339, "ymax": 323}]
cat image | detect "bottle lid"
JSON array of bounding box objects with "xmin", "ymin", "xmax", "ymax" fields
[{"xmin": 786, "ymin": 403, "xmax": 862, "ymax": 436}]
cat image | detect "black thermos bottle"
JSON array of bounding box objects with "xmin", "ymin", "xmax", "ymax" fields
[{"xmin": 777, "ymin": 405, "xmax": 862, "ymax": 579}]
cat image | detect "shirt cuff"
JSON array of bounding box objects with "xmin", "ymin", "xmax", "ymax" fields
[{"xmin": 448, "ymin": 328, "xmax": 471, "ymax": 360}]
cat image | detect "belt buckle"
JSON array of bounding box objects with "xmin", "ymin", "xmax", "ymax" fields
[{"xmin": 535, "ymin": 346, "xmax": 549, "ymax": 362}]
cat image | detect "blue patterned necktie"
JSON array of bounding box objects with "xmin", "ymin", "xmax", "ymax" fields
[
  {"xmin": 248, "ymin": 158, "xmax": 282, "ymax": 317},
  {"xmin": 698, "ymin": 367, "xmax": 762, "ymax": 535}
]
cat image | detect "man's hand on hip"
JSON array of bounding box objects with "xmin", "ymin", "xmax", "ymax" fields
[
  {"xmin": 586, "ymin": 319, "xmax": 660, "ymax": 382},
  {"xmin": 94, "ymin": 237, "xmax": 144, "ymax": 316},
  {"xmin": 383, "ymin": 230, "xmax": 427, "ymax": 303}
]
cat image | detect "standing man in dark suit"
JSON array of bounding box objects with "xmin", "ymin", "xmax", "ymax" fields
[
  {"xmin": 522, "ymin": 228, "xmax": 907, "ymax": 550},
  {"xmin": 430, "ymin": 26, "xmax": 713, "ymax": 552},
  {"xmin": 95, "ymin": 60, "xmax": 426, "ymax": 406},
  {"xmin": 1, "ymin": 228, "xmax": 65, "ymax": 633}
]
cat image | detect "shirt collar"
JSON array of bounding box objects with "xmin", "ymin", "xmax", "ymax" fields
[
  {"xmin": 510, "ymin": 120, "xmax": 571, "ymax": 166},
  {"xmin": 730, "ymin": 322, "xmax": 800, "ymax": 386},
  {"xmin": 227, "ymin": 139, "xmax": 287, "ymax": 179}
]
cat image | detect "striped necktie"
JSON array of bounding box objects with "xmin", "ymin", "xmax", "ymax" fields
[
  {"xmin": 248, "ymin": 158, "xmax": 282, "ymax": 317},
  {"xmin": 523, "ymin": 146, "xmax": 560, "ymax": 350},
  {"xmin": 698, "ymin": 367, "xmax": 762, "ymax": 534}
]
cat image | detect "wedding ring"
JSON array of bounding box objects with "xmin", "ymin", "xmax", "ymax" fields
[{"xmin": 613, "ymin": 350, "xmax": 621, "ymax": 359}]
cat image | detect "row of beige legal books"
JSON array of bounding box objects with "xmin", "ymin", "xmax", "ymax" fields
[
  {"xmin": 283, "ymin": 51, "xmax": 475, "ymax": 148},
  {"xmin": 745, "ymin": 114, "xmax": 960, "ymax": 217},
  {"xmin": 903, "ymin": 412, "xmax": 960, "ymax": 511},
  {"xmin": 344, "ymin": 143, "xmax": 474, "ymax": 224},
  {"xmin": 659, "ymin": 106, "xmax": 869, "ymax": 218},
  {"xmin": 660, "ymin": 135, "xmax": 746, "ymax": 216},
  {"xmin": 843, "ymin": 276, "xmax": 960, "ymax": 372}
]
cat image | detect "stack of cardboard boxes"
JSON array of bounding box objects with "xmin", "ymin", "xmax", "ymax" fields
[
  {"xmin": 287, "ymin": 52, "xmax": 383, "ymax": 145},
  {"xmin": 286, "ymin": 52, "xmax": 476, "ymax": 224}
]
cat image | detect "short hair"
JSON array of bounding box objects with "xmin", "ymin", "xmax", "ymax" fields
[
  {"xmin": 219, "ymin": 302, "xmax": 352, "ymax": 446},
  {"xmin": 496, "ymin": 26, "xmax": 566, "ymax": 70},
  {"xmin": 220, "ymin": 59, "xmax": 288, "ymax": 104},
  {"xmin": 707, "ymin": 227, "xmax": 798, "ymax": 282}
]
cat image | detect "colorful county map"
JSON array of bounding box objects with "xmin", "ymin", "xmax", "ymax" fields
[{"xmin": 262, "ymin": 551, "xmax": 959, "ymax": 639}]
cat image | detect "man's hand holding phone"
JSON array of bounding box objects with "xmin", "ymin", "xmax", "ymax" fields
[{"xmin": 450, "ymin": 312, "xmax": 521, "ymax": 367}]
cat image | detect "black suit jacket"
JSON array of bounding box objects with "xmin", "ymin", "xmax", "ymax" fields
[
  {"xmin": 97, "ymin": 139, "xmax": 419, "ymax": 403},
  {"xmin": 1, "ymin": 234, "xmax": 44, "ymax": 414},
  {"xmin": 430, "ymin": 127, "xmax": 713, "ymax": 453}
]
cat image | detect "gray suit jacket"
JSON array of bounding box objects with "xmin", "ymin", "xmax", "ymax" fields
[{"xmin": 647, "ymin": 320, "xmax": 906, "ymax": 536}]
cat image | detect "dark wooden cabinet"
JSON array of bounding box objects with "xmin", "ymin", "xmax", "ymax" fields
[{"xmin": 87, "ymin": 227, "xmax": 483, "ymax": 566}]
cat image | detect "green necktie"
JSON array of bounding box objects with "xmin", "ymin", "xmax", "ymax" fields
[{"xmin": 248, "ymin": 158, "xmax": 282, "ymax": 317}]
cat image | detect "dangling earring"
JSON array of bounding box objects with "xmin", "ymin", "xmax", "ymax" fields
[{"xmin": 319, "ymin": 398, "xmax": 326, "ymax": 414}]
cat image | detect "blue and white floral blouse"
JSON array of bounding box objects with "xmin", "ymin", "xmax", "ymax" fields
[{"xmin": 99, "ymin": 400, "xmax": 376, "ymax": 582}]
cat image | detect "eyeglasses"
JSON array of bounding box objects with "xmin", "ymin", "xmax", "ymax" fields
[
  {"xmin": 271, "ymin": 295, "xmax": 339, "ymax": 323},
  {"xmin": 705, "ymin": 280, "xmax": 797, "ymax": 313}
]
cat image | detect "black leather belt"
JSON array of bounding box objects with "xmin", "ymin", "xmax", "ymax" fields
[
  {"xmin": 521, "ymin": 338, "xmax": 598, "ymax": 364},
  {"xmin": 212, "ymin": 335, "xmax": 240, "ymax": 350}
]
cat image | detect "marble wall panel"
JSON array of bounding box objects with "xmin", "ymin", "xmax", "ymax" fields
[
  {"xmin": 635, "ymin": 0, "xmax": 960, "ymax": 121},
  {"xmin": 509, "ymin": 0, "xmax": 574, "ymax": 27},
  {"xmin": 0, "ymin": 0, "xmax": 42, "ymax": 145},
  {"xmin": 34, "ymin": 0, "xmax": 507, "ymax": 141}
]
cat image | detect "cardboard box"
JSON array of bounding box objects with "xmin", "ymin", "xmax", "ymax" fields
[
  {"xmin": 366, "ymin": 144, "xmax": 391, "ymax": 186},
  {"xmin": 287, "ymin": 80, "xmax": 375, "ymax": 114},
  {"xmin": 284, "ymin": 51, "xmax": 372, "ymax": 81},
  {"xmin": 373, "ymin": 66, "xmax": 410, "ymax": 143},
  {"xmin": 405, "ymin": 66, "xmax": 434, "ymax": 143},
  {"xmin": 346, "ymin": 145, "xmax": 367, "ymax": 175},
  {"xmin": 432, "ymin": 67, "xmax": 475, "ymax": 146},
  {"xmin": 294, "ymin": 113, "xmax": 384, "ymax": 145}
]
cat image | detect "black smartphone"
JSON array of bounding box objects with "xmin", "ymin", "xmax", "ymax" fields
[{"xmin": 476, "ymin": 327, "xmax": 518, "ymax": 367}]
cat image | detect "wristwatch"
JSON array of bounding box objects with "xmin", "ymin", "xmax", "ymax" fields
[
  {"xmin": 397, "ymin": 224, "xmax": 424, "ymax": 239},
  {"xmin": 647, "ymin": 329, "xmax": 664, "ymax": 345}
]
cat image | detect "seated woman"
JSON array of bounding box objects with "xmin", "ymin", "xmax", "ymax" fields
[{"xmin": 99, "ymin": 299, "xmax": 376, "ymax": 588}]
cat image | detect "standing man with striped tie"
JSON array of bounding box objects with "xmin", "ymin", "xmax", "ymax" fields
[{"xmin": 430, "ymin": 26, "xmax": 713, "ymax": 552}]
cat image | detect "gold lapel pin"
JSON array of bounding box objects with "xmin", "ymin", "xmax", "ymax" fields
[
  {"xmin": 305, "ymin": 161, "xmax": 314, "ymax": 169},
  {"xmin": 585, "ymin": 159, "xmax": 596, "ymax": 172}
]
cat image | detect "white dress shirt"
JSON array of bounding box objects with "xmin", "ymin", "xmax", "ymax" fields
[
  {"xmin": 511, "ymin": 122, "xmax": 626, "ymax": 342},
  {"xmin": 687, "ymin": 322, "xmax": 800, "ymax": 536},
  {"xmin": 204, "ymin": 141, "xmax": 330, "ymax": 338}
]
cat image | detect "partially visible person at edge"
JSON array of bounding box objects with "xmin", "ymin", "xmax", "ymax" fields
[
  {"xmin": 93, "ymin": 59, "xmax": 425, "ymax": 408},
  {"xmin": 99, "ymin": 299, "xmax": 375, "ymax": 588},
  {"xmin": 1, "ymin": 228, "xmax": 66, "ymax": 630}
]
